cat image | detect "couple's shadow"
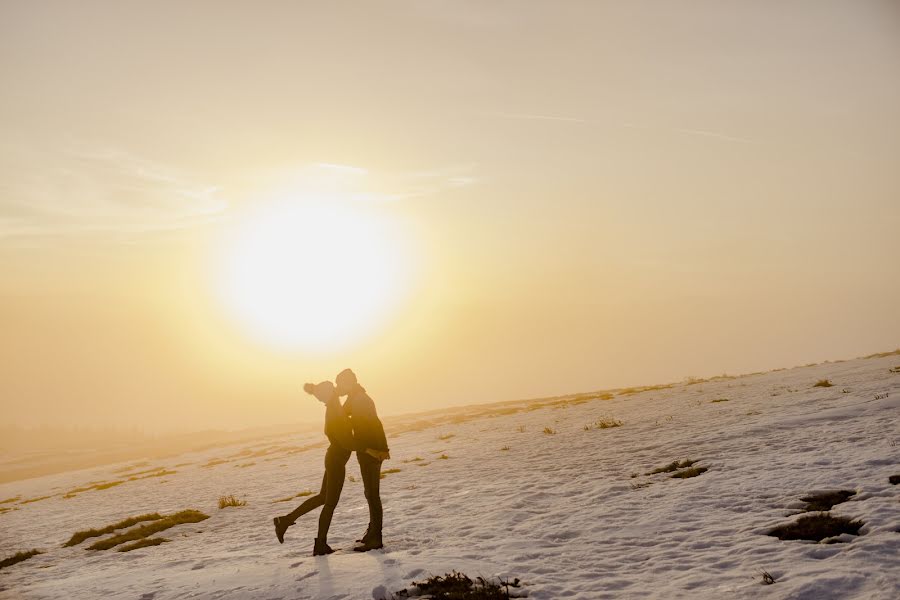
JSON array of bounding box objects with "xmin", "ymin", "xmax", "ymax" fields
[{"xmin": 311, "ymin": 544, "xmax": 399, "ymax": 599}]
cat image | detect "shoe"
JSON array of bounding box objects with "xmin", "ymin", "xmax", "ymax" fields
[
  {"xmin": 274, "ymin": 517, "xmax": 289, "ymax": 544},
  {"xmin": 313, "ymin": 537, "xmax": 335, "ymax": 556},
  {"xmin": 353, "ymin": 537, "xmax": 383, "ymax": 552}
]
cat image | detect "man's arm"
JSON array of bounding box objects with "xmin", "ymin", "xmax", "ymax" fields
[{"xmin": 350, "ymin": 397, "xmax": 389, "ymax": 452}]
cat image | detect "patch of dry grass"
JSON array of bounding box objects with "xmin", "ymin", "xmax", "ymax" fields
[
  {"xmin": 20, "ymin": 494, "xmax": 54, "ymax": 504},
  {"xmin": 65, "ymin": 512, "xmax": 165, "ymax": 546},
  {"xmin": 863, "ymin": 348, "xmax": 900, "ymax": 359},
  {"xmin": 117, "ymin": 537, "xmax": 168, "ymax": 552},
  {"xmin": 813, "ymin": 379, "xmax": 834, "ymax": 388},
  {"xmin": 118, "ymin": 466, "xmax": 164, "ymax": 478},
  {"xmin": 113, "ymin": 461, "xmax": 150, "ymax": 474},
  {"xmin": 63, "ymin": 480, "xmax": 125, "ymax": 499},
  {"xmin": 218, "ymin": 495, "xmax": 247, "ymax": 509},
  {"xmin": 572, "ymin": 392, "xmax": 615, "ymax": 402},
  {"xmin": 393, "ymin": 571, "xmax": 522, "ymax": 599},
  {"xmin": 584, "ymin": 418, "xmax": 623, "ymax": 430},
  {"xmin": 88, "ymin": 509, "xmax": 209, "ymax": 551},
  {"xmin": 128, "ymin": 469, "xmax": 176, "ymax": 481},
  {"xmin": 380, "ymin": 468, "xmax": 402, "ymax": 479},
  {"xmin": 272, "ymin": 490, "xmax": 314, "ymax": 503},
  {"xmin": 94, "ymin": 481, "xmax": 122, "ymax": 490},
  {"xmin": 0, "ymin": 549, "xmax": 42, "ymax": 570},
  {"xmin": 542, "ymin": 427, "xmax": 556, "ymax": 435},
  {"xmin": 619, "ymin": 383, "xmax": 675, "ymax": 396}
]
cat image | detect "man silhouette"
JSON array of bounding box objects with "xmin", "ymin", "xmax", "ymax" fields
[{"xmin": 335, "ymin": 368, "xmax": 389, "ymax": 551}]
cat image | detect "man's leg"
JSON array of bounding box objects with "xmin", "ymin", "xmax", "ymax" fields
[{"xmin": 356, "ymin": 453, "xmax": 383, "ymax": 549}]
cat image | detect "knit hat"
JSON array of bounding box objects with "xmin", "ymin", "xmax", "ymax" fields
[
  {"xmin": 336, "ymin": 368, "xmax": 358, "ymax": 394},
  {"xmin": 303, "ymin": 380, "xmax": 336, "ymax": 403}
]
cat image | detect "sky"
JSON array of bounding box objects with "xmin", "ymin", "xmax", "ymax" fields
[{"xmin": 1, "ymin": 0, "xmax": 899, "ymax": 433}]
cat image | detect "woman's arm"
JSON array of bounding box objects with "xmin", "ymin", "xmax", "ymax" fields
[{"xmin": 325, "ymin": 397, "xmax": 364, "ymax": 452}]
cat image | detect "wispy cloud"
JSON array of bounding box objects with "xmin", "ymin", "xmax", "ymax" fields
[
  {"xmin": 494, "ymin": 112, "xmax": 588, "ymax": 123},
  {"xmin": 671, "ymin": 127, "xmax": 755, "ymax": 144},
  {"xmin": 0, "ymin": 143, "xmax": 480, "ymax": 245},
  {"xmin": 492, "ymin": 112, "xmax": 756, "ymax": 144},
  {"xmin": 312, "ymin": 162, "xmax": 369, "ymax": 176},
  {"xmin": 0, "ymin": 143, "xmax": 227, "ymax": 242},
  {"xmin": 272, "ymin": 162, "xmax": 480, "ymax": 202},
  {"xmin": 387, "ymin": 164, "xmax": 480, "ymax": 199}
]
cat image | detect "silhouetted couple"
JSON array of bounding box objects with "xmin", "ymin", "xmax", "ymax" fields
[{"xmin": 273, "ymin": 368, "xmax": 390, "ymax": 556}]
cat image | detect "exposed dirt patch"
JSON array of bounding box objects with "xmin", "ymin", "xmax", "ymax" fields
[
  {"xmin": 647, "ymin": 459, "xmax": 697, "ymax": 475},
  {"xmin": 768, "ymin": 513, "xmax": 863, "ymax": 542},
  {"xmin": 671, "ymin": 466, "xmax": 708, "ymax": 479},
  {"xmin": 800, "ymin": 490, "xmax": 855, "ymax": 512}
]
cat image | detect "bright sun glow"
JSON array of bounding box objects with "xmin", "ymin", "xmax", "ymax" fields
[{"xmin": 216, "ymin": 199, "xmax": 414, "ymax": 352}]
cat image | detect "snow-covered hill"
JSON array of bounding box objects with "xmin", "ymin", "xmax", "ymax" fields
[{"xmin": 1, "ymin": 354, "xmax": 899, "ymax": 599}]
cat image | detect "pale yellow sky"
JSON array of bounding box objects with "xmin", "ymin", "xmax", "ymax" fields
[{"xmin": 1, "ymin": 1, "xmax": 899, "ymax": 433}]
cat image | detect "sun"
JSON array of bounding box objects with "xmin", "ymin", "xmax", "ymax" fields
[{"xmin": 216, "ymin": 199, "xmax": 414, "ymax": 352}]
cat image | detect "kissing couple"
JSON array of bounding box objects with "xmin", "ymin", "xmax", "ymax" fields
[{"xmin": 273, "ymin": 368, "xmax": 390, "ymax": 556}]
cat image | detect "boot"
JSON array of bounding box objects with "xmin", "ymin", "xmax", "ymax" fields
[
  {"xmin": 273, "ymin": 516, "xmax": 290, "ymax": 544},
  {"xmin": 313, "ymin": 537, "xmax": 335, "ymax": 556},
  {"xmin": 353, "ymin": 533, "xmax": 383, "ymax": 552}
]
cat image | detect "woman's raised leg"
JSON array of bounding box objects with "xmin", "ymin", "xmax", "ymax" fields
[{"xmin": 284, "ymin": 472, "xmax": 327, "ymax": 524}]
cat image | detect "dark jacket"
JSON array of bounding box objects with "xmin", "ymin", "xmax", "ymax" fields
[{"xmin": 344, "ymin": 385, "xmax": 389, "ymax": 452}]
